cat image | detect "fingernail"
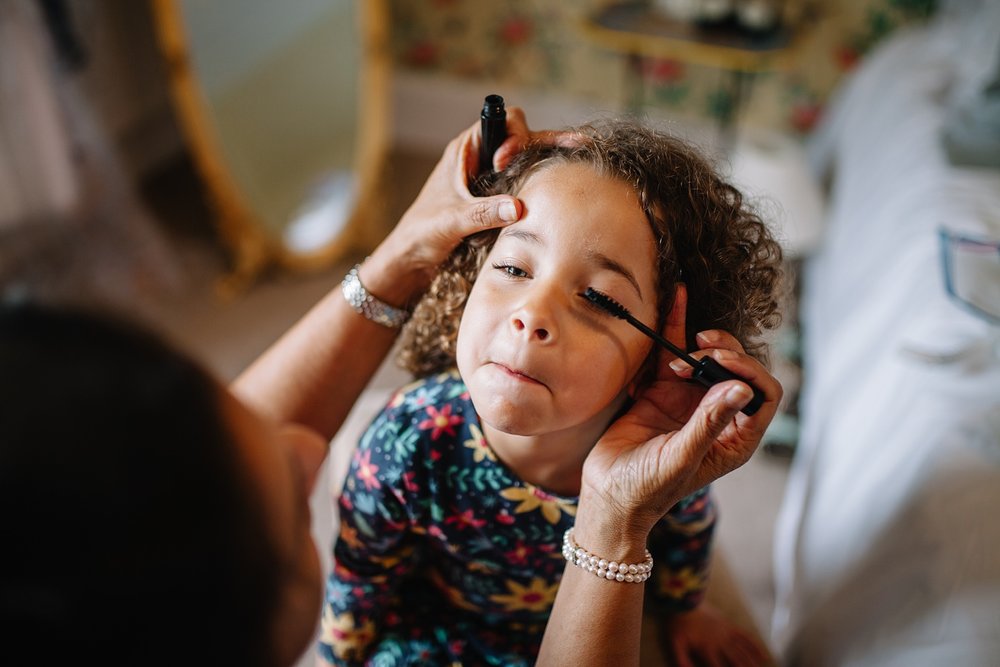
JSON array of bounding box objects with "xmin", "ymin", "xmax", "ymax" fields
[
  {"xmin": 668, "ymin": 359, "xmax": 685, "ymax": 372},
  {"xmin": 725, "ymin": 384, "xmax": 753, "ymax": 410},
  {"xmin": 499, "ymin": 200, "xmax": 518, "ymax": 222},
  {"xmin": 696, "ymin": 331, "xmax": 711, "ymax": 344}
]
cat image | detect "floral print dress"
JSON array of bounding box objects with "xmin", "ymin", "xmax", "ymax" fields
[{"xmin": 319, "ymin": 370, "xmax": 715, "ymax": 667}]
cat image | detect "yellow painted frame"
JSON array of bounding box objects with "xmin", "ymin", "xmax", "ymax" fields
[{"xmin": 150, "ymin": 0, "xmax": 391, "ymax": 295}]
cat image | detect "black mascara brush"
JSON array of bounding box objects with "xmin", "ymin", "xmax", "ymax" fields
[{"xmin": 583, "ymin": 288, "xmax": 765, "ymax": 416}]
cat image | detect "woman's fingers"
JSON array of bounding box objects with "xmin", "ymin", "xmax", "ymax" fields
[
  {"xmin": 495, "ymin": 106, "xmax": 587, "ymax": 172},
  {"xmin": 668, "ymin": 330, "xmax": 783, "ymax": 414},
  {"xmin": 666, "ymin": 381, "xmax": 751, "ymax": 472}
]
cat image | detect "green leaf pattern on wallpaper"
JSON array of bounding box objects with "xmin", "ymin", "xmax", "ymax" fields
[{"xmin": 389, "ymin": 0, "xmax": 937, "ymax": 134}]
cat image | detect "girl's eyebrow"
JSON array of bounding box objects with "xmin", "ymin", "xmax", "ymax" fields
[
  {"xmin": 589, "ymin": 251, "xmax": 644, "ymax": 301},
  {"xmin": 500, "ymin": 228, "xmax": 542, "ymax": 244},
  {"xmin": 497, "ymin": 228, "xmax": 644, "ymax": 300}
]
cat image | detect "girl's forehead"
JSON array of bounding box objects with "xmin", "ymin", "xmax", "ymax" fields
[
  {"xmin": 518, "ymin": 159, "xmax": 609, "ymax": 188},
  {"xmin": 517, "ymin": 162, "xmax": 635, "ymax": 209},
  {"xmin": 498, "ymin": 164, "xmax": 659, "ymax": 279}
]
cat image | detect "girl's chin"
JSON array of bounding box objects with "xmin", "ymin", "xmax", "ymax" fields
[
  {"xmin": 477, "ymin": 408, "xmax": 546, "ymax": 438},
  {"xmin": 469, "ymin": 392, "xmax": 549, "ymax": 437}
]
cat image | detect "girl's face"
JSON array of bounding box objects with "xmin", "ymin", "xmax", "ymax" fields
[{"xmin": 456, "ymin": 162, "xmax": 659, "ymax": 438}]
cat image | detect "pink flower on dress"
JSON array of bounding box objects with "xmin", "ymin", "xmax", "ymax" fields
[
  {"xmin": 354, "ymin": 449, "xmax": 380, "ymax": 491},
  {"xmin": 418, "ymin": 404, "xmax": 463, "ymax": 440},
  {"xmin": 505, "ymin": 540, "xmax": 532, "ymax": 565},
  {"xmin": 445, "ymin": 508, "xmax": 487, "ymax": 531},
  {"xmin": 402, "ymin": 471, "xmax": 419, "ymax": 493}
]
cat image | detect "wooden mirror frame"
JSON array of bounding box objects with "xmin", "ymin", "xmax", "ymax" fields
[{"xmin": 151, "ymin": 0, "xmax": 390, "ymax": 295}]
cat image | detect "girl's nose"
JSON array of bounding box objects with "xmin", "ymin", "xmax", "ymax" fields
[
  {"xmin": 510, "ymin": 294, "xmax": 559, "ymax": 343},
  {"xmin": 511, "ymin": 316, "xmax": 551, "ymax": 341}
]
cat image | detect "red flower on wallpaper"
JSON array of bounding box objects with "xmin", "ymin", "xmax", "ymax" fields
[
  {"xmin": 790, "ymin": 102, "xmax": 822, "ymax": 133},
  {"xmin": 500, "ymin": 17, "xmax": 532, "ymax": 46},
  {"xmin": 642, "ymin": 58, "xmax": 686, "ymax": 83},
  {"xmin": 405, "ymin": 40, "xmax": 439, "ymax": 68},
  {"xmin": 834, "ymin": 43, "xmax": 861, "ymax": 71}
]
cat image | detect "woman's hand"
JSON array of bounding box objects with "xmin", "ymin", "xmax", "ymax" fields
[
  {"xmin": 363, "ymin": 107, "xmax": 579, "ymax": 305},
  {"xmin": 661, "ymin": 604, "xmax": 773, "ymax": 667},
  {"xmin": 578, "ymin": 285, "xmax": 783, "ymax": 545}
]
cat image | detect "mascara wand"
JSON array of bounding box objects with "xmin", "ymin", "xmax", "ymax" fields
[{"xmin": 583, "ymin": 288, "xmax": 766, "ymax": 416}]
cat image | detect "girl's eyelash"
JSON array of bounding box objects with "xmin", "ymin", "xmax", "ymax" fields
[
  {"xmin": 491, "ymin": 262, "xmax": 528, "ymax": 278},
  {"xmin": 488, "ymin": 266, "xmax": 622, "ymax": 316},
  {"xmin": 579, "ymin": 291, "xmax": 614, "ymax": 316}
]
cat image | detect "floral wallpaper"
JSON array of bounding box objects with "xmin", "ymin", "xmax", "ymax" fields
[{"xmin": 388, "ymin": 0, "xmax": 937, "ymax": 136}]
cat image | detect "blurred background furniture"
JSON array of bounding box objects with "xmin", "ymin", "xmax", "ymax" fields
[
  {"xmin": 580, "ymin": 1, "xmax": 799, "ymax": 145},
  {"xmin": 771, "ymin": 1, "xmax": 1000, "ymax": 663}
]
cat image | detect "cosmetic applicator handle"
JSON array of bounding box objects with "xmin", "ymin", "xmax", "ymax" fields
[
  {"xmin": 614, "ymin": 308, "xmax": 766, "ymax": 417},
  {"xmin": 582, "ymin": 288, "xmax": 766, "ymax": 416},
  {"xmin": 688, "ymin": 356, "xmax": 766, "ymax": 416},
  {"xmin": 479, "ymin": 94, "xmax": 507, "ymax": 174},
  {"xmin": 637, "ymin": 318, "xmax": 766, "ymax": 417}
]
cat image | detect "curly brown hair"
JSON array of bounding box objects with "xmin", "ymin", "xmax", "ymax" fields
[{"xmin": 397, "ymin": 120, "xmax": 783, "ymax": 380}]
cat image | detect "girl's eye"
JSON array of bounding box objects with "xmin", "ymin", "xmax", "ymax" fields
[
  {"xmin": 492, "ymin": 263, "xmax": 528, "ymax": 279},
  {"xmin": 578, "ymin": 289, "xmax": 626, "ymax": 317},
  {"xmin": 580, "ymin": 292, "xmax": 609, "ymax": 315}
]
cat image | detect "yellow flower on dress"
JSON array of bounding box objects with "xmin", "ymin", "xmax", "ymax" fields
[
  {"xmin": 338, "ymin": 523, "xmax": 364, "ymax": 551},
  {"xmin": 489, "ymin": 576, "xmax": 559, "ymax": 613},
  {"xmin": 656, "ymin": 566, "xmax": 706, "ymax": 600},
  {"xmin": 463, "ymin": 424, "xmax": 496, "ymax": 462},
  {"xmin": 320, "ymin": 607, "xmax": 377, "ymax": 661},
  {"xmin": 369, "ymin": 543, "xmax": 415, "ymax": 571},
  {"xmin": 430, "ymin": 570, "xmax": 482, "ymax": 611},
  {"xmin": 500, "ymin": 485, "xmax": 576, "ymax": 524}
]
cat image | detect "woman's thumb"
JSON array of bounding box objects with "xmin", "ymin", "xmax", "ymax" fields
[
  {"xmin": 680, "ymin": 382, "xmax": 749, "ymax": 456},
  {"xmin": 461, "ymin": 195, "xmax": 522, "ymax": 233}
]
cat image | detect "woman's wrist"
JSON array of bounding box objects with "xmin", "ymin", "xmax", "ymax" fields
[
  {"xmin": 572, "ymin": 496, "xmax": 655, "ymax": 565},
  {"xmin": 356, "ymin": 243, "xmax": 434, "ymax": 309}
]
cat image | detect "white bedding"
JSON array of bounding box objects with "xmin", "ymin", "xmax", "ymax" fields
[{"xmin": 771, "ymin": 2, "xmax": 1000, "ymax": 664}]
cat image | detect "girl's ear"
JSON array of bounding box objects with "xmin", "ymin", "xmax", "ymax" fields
[{"xmin": 664, "ymin": 283, "xmax": 688, "ymax": 352}]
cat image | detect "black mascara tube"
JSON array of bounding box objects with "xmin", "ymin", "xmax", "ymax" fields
[{"xmin": 479, "ymin": 94, "xmax": 507, "ymax": 174}]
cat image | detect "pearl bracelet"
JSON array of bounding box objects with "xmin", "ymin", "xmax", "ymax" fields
[{"xmin": 562, "ymin": 528, "xmax": 653, "ymax": 583}]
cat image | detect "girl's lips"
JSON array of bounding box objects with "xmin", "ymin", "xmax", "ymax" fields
[{"xmin": 492, "ymin": 362, "xmax": 544, "ymax": 386}]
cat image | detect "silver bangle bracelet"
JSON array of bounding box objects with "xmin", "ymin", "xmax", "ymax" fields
[{"xmin": 341, "ymin": 264, "xmax": 411, "ymax": 329}]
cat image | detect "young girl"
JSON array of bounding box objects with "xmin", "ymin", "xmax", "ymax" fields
[{"xmin": 319, "ymin": 120, "xmax": 782, "ymax": 666}]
